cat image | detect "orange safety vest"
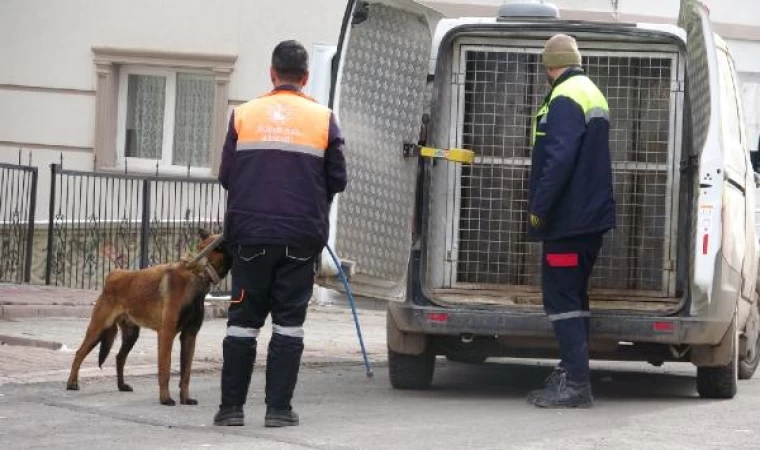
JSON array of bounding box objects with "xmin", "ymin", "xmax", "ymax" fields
[{"xmin": 233, "ymin": 90, "xmax": 331, "ymax": 157}]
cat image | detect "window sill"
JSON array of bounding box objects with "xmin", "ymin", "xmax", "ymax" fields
[{"xmin": 101, "ymin": 163, "xmax": 214, "ymax": 179}]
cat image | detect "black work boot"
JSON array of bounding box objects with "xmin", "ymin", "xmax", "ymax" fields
[
  {"xmin": 265, "ymin": 406, "xmax": 300, "ymax": 428},
  {"xmin": 214, "ymin": 405, "xmax": 244, "ymax": 426},
  {"xmin": 532, "ymin": 377, "xmax": 593, "ymax": 409},
  {"xmin": 215, "ymin": 336, "xmax": 256, "ymax": 426},
  {"xmin": 265, "ymin": 333, "xmax": 304, "ymax": 426},
  {"xmin": 527, "ymin": 366, "xmax": 566, "ymax": 405}
]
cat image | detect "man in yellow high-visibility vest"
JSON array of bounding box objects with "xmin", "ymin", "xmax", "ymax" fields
[{"xmin": 527, "ymin": 34, "xmax": 616, "ymax": 408}]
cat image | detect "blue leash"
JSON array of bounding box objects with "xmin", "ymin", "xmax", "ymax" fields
[{"xmin": 326, "ymin": 245, "xmax": 374, "ymax": 378}]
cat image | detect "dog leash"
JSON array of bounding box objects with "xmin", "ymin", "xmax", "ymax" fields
[
  {"xmin": 200, "ymin": 239, "xmax": 373, "ymax": 378},
  {"xmin": 326, "ymin": 244, "xmax": 373, "ymax": 378},
  {"xmin": 190, "ymin": 233, "xmax": 226, "ymax": 264}
]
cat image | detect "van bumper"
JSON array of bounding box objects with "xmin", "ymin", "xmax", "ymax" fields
[{"xmin": 388, "ymin": 303, "xmax": 732, "ymax": 346}]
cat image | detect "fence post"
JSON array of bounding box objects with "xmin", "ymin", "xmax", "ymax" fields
[
  {"xmin": 45, "ymin": 164, "xmax": 59, "ymax": 285},
  {"xmin": 24, "ymin": 168, "xmax": 38, "ymax": 283},
  {"xmin": 139, "ymin": 180, "xmax": 151, "ymax": 269}
]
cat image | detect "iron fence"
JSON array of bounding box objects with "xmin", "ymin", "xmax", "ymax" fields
[
  {"xmin": 0, "ymin": 162, "xmax": 38, "ymax": 283},
  {"xmin": 45, "ymin": 164, "xmax": 229, "ymax": 294}
]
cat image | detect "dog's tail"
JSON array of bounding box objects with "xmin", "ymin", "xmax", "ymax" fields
[{"xmin": 98, "ymin": 324, "xmax": 119, "ymax": 368}]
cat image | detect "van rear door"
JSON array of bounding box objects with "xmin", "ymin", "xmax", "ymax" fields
[
  {"xmin": 317, "ymin": 1, "xmax": 442, "ymax": 300},
  {"xmin": 679, "ymin": 0, "xmax": 725, "ymax": 313}
]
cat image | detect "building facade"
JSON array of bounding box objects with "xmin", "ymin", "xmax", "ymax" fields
[{"xmin": 1, "ymin": 0, "xmax": 759, "ymax": 222}]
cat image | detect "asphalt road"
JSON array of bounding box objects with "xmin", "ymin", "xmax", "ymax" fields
[{"xmin": 1, "ymin": 358, "xmax": 759, "ymax": 449}]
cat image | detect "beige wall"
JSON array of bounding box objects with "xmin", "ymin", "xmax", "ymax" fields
[
  {"xmin": 0, "ymin": 0, "xmax": 346, "ymax": 221},
  {"xmin": 0, "ymin": 0, "xmax": 345, "ymax": 94},
  {"xmin": 0, "ymin": 0, "xmax": 347, "ymax": 136},
  {"xmin": 2, "ymin": 0, "xmax": 760, "ymax": 223}
]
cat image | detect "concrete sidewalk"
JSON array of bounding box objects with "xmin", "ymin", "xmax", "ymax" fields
[
  {"xmin": 0, "ymin": 284, "xmax": 98, "ymax": 320},
  {"xmin": 0, "ymin": 300, "xmax": 387, "ymax": 387},
  {"xmin": 0, "ymin": 283, "xmax": 232, "ymax": 320},
  {"xmin": 0, "ymin": 283, "xmax": 382, "ymax": 320}
]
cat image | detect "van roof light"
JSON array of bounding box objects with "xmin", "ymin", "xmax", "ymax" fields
[{"xmin": 498, "ymin": 1, "xmax": 560, "ymax": 20}]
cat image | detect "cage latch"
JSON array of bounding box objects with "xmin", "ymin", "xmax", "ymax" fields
[{"xmin": 403, "ymin": 142, "xmax": 475, "ymax": 164}]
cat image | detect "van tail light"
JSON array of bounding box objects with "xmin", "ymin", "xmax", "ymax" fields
[
  {"xmin": 702, "ymin": 234, "xmax": 709, "ymax": 255},
  {"xmin": 427, "ymin": 313, "xmax": 448, "ymax": 323},
  {"xmin": 653, "ymin": 321, "xmax": 676, "ymax": 332}
]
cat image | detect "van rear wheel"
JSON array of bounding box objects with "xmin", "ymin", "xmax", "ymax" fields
[
  {"xmin": 739, "ymin": 328, "xmax": 760, "ymax": 380},
  {"xmin": 697, "ymin": 329, "xmax": 738, "ymax": 399},
  {"xmin": 389, "ymin": 348, "xmax": 435, "ymax": 390},
  {"xmin": 739, "ymin": 303, "xmax": 760, "ymax": 380}
]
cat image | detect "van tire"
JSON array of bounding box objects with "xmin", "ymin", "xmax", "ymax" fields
[
  {"xmin": 739, "ymin": 302, "xmax": 760, "ymax": 380},
  {"xmin": 389, "ymin": 348, "xmax": 435, "ymax": 390},
  {"xmin": 739, "ymin": 328, "xmax": 760, "ymax": 380},
  {"xmin": 697, "ymin": 329, "xmax": 738, "ymax": 399}
]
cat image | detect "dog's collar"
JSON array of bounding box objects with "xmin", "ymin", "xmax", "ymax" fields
[{"xmin": 183, "ymin": 255, "xmax": 222, "ymax": 285}]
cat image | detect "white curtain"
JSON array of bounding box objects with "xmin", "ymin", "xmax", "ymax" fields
[
  {"xmin": 125, "ymin": 74, "xmax": 166, "ymax": 159},
  {"xmin": 173, "ymin": 73, "xmax": 214, "ymax": 167}
]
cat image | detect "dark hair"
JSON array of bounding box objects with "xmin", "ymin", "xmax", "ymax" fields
[{"xmin": 272, "ymin": 40, "xmax": 309, "ymax": 82}]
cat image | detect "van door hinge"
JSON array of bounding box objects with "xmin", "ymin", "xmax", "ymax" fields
[
  {"xmin": 671, "ymin": 80, "xmax": 685, "ymax": 92},
  {"xmin": 446, "ymin": 249, "xmax": 458, "ymax": 262},
  {"xmin": 452, "ymin": 72, "xmax": 466, "ymax": 86},
  {"xmin": 352, "ymin": 0, "xmax": 369, "ymax": 25}
]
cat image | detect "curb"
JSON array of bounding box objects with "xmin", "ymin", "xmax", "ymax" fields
[
  {"xmin": 0, "ymin": 334, "xmax": 63, "ymax": 350},
  {"xmin": 327, "ymin": 294, "xmax": 388, "ymax": 311},
  {"xmin": 0, "ymin": 290, "xmax": 386, "ymax": 321},
  {"xmin": 0, "ymin": 303, "xmax": 229, "ymax": 321},
  {"xmin": 0, "ymin": 305, "xmax": 95, "ymax": 320}
]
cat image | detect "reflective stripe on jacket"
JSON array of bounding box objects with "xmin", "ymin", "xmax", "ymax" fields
[
  {"xmin": 528, "ymin": 69, "xmax": 616, "ymax": 241},
  {"xmin": 219, "ymin": 85, "xmax": 347, "ymax": 249}
]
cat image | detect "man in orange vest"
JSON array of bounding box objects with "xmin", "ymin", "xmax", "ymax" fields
[{"xmin": 213, "ymin": 40, "xmax": 347, "ymax": 427}]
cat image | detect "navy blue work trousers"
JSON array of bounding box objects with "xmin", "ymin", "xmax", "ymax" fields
[{"xmin": 542, "ymin": 233, "xmax": 604, "ymax": 384}]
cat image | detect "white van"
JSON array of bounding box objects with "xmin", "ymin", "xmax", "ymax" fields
[{"xmin": 318, "ymin": 0, "xmax": 760, "ymax": 399}]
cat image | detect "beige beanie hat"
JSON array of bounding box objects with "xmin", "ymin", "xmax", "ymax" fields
[{"xmin": 542, "ymin": 34, "xmax": 582, "ymax": 69}]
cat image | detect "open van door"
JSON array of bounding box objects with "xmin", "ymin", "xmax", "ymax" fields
[
  {"xmin": 715, "ymin": 41, "xmax": 760, "ymax": 373},
  {"xmin": 318, "ymin": 0, "xmax": 442, "ymax": 300},
  {"xmin": 714, "ymin": 39, "xmax": 758, "ymax": 306},
  {"xmin": 679, "ymin": 0, "xmax": 725, "ymax": 314}
]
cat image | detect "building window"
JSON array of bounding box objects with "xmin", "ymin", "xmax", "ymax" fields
[
  {"xmin": 118, "ymin": 68, "xmax": 215, "ymax": 173},
  {"xmin": 92, "ymin": 47, "xmax": 237, "ymax": 176}
]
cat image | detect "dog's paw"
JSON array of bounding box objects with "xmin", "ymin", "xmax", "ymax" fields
[
  {"xmin": 118, "ymin": 383, "xmax": 133, "ymax": 392},
  {"xmin": 180, "ymin": 398, "xmax": 198, "ymax": 405},
  {"xmin": 66, "ymin": 382, "xmax": 79, "ymax": 391},
  {"xmin": 160, "ymin": 397, "xmax": 176, "ymax": 406}
]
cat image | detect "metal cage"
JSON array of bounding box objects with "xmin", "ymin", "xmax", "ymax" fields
[{"xmin": 444, "ymin": 44, "xmax": 684, "ymax": 297}]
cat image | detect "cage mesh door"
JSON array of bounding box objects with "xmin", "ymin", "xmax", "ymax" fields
[{"xmin": 454, "ymin": 48, "xmax": 676, "ymax": 294}]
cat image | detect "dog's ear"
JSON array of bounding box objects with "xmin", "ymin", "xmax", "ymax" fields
[{"xmin": 198, "ymin": 228, "xmax": 210, "ymax": 241}]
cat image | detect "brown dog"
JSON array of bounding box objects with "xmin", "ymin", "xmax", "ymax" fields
[{"xmin": 66, "ymin": 229, "xmax": 232, "ymax": 406}]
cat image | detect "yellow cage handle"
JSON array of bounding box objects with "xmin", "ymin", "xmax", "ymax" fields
[{"xmin": 404, "ymin": 143, "xmax": 475, "ymax": 165}]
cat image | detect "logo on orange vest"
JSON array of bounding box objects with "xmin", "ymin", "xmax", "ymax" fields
[
  {"xmin": 268, "ymin": 104, "xmax": 290, "ymax": 124},
  {"xmin": 255, "ymin": 103, "xmax": 303, "ymax": 143}
]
